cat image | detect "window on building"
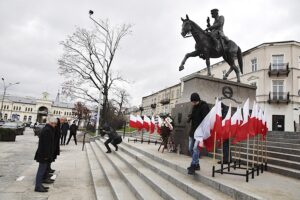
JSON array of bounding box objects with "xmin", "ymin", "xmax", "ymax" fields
[
  {"xmin": 171, "ymin": 91, "xmax": 174, "ymax": 99},
  {"xmin": 222, "ymin": 70, "xmax": 227, "ymax": 77},
  {"xmin": 272, "ymin": 80, "xmax": 284, "ymax": 99},
  {"xmin": 23, "ymin": 115, "xmax": 27, "ymax": 121},
  {"xmin": 272, "ymin": 55, "xmax": 284, "ymax": 70},
  {"xmin": 25, "ymin": 107, "xmax": 27, "ymax": 112},
  {"xmin": 19, "ymin": 106, "xmax": 21, "ymax": 111},
  {"xmin": 251, "ymin": 58, "xmax": 257, "ymax": 72},
  {"xmin": 176, "ymin": 89, "xmax": 180, "ymax": 98},
  {"xmin": 4, "ymin": 114, "xmax": 7, "ymax": 120},
  {"xmin": 28, "ymin": 116, "xmax": 32, "ymax": 122},
  {"xmin": 250, "ymin": 82, "xmax": 257, "ymax": 87},
  {"xmin": 298, "ymin": 56, "xmax": 300, "ymax": 68}
]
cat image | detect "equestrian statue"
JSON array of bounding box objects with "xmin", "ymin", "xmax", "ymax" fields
[{"xmin": 179, "ymin": 9, "xmax": 243, "ymax": 82}]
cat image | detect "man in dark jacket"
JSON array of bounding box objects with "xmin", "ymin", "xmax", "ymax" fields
[
  {"xmin": 102, "ymin": 124, "xmax": 122, "ymax": 153},
  {"xmin": 60, "ymin": 118, "xmax": 69, "ymax": 145},
  {"xmin": 187, "ymin": 93, "xmax": 210, "ymax": 175},
  {"xmin": 34, "ymin": 116, "xmax": 56, "ymax": 192},
  {"xmin": 66, "ymin": 121, "xmax": 78, "ymax": 145}
]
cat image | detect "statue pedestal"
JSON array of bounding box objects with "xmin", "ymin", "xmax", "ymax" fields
[{"xmin": 171, "ymin": 74, "xmax": 256, "ymax": 155}]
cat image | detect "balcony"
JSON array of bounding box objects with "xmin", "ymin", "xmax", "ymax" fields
[
  {"xmin": 160, "ymin": 98, "xmax": 170, "ymax": 105},
  {"xmin": 268, "ymin": 92, "xmax": 290, "ymax": 104},
  {"xmin": 268, "ymin": 63, "xmax": 290, "ymax": 77}
]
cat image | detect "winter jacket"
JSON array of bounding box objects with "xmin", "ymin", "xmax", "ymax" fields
[
  {"xmin": 189, "ymin": 100, "xmax": 210, "ymax": 137},
  {"xmin": 34, "ymin": 124, "xmax": 55, "ymax": 163}
]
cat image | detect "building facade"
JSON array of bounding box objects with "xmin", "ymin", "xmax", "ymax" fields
[
  {"xmin": 140, "ymin": 40, "xmax": 300, "ymax": 132},
  {"xmin": 0, "ymin": 92, "xmax": 76, "ymax": 123},
  {"xmin": 197, "ymin": 40, "xmax": 300, "ymax": 132},
  {"xmin": 141, "ymin": 83, "xmax": 181, "ymax": 116}
]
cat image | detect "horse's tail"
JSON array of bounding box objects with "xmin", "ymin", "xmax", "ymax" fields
[{"xmin": 237, "ymin": 47, "xmax": 243, "ymax": 74}]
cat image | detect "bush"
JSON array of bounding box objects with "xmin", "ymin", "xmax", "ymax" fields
[{"xmin": 0, "ymin": 128, "xmax": 16, "ymax": 141}]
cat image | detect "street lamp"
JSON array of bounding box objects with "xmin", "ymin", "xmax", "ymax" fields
[
  {"xmin": 0, "ymin": 78, "xmax": 20, "ymax": 119},
  {"xmin": 89, "ymin": 10, "xmax": 108, "ymax": 135}
]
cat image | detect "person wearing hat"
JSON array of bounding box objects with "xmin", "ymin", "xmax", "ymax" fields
[
  {"xmin": 205, "ymin": 9, "xmax": 229, "ymax": 52},
  {"xmin": 187, "ymin": 93, "xmax": 210, "ymax": 175}
]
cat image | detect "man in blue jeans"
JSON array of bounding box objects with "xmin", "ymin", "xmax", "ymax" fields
[{"xmin": 187, "ymin": 93, "xmax": 210, "ymax": 175}]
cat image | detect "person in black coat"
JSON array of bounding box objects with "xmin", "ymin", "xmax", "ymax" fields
[
  {"xmin": 60, "ymin": 119, "xmax": 69, "ymax": 145},
  {"xmin": 34, "ymin": 117, "xmax": 56, "ymax": 192},
  {"xmin": 187, "ymin": 93, "xmax": 210, "ymax": 175},
  {"xmin": 101, "ymin": 124, "xmax": 122, "ymax": 153},
  {"xmin": 66, "ymin": 121, "xmax": 78, "ymax": 145}
]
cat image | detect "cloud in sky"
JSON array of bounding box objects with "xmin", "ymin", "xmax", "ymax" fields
[{"xmin": 1, "ymin": 0, "xmax": 300, "ymax": 106}]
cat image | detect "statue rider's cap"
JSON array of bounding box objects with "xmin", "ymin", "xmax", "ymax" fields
[{"xmin": 211, "ymin": 9, "xmax": 219, "ymax": 13}]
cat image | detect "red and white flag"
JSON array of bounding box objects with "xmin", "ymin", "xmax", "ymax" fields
[
  {"xmin": 230, "ymin": 106, "xmax": 242, "ymax": 138},
  {"xmin": 156, "ymin": 115, "xmax": 162, "ymax": 134},
  {"xmin": 233, "ymin": 98, "xmax": 249, "ymax": 144},
  {"xmin": 136, "ymin": 115, "xmax": 144, "ymax": 130},
  {"xmin": 143, "ymin": 115, "xmax": 151, "ymax": 131},
  {"xmin": 129, "ymin": 114, "xmax": 137, "ymax": 128},
  {"xmin": 150, "ymin": 116, "xmax": 155, "ymax": 134},
  {"xmin": 248, "ymin": 101, "xmax": 258, "ymax": 137},
  {"xmin": 221, "ymin": 103, "xmax": 231, "ymax": 140}
]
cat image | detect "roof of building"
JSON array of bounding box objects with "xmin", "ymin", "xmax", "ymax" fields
[
  {"xmin": 1, "ymin": 95, "xmax": 74, "ymax": 109},
  {"xmin": 142, "ymin": 83, "xmax": 181, "ymax": 99}
]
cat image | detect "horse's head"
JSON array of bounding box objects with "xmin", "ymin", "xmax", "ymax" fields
[{"xmin": 181, "ymin": 15, "xmax": 192, "ymax": 37}]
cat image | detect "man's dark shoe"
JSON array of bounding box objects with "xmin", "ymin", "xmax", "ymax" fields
[
  {"xmin": 42, "ymin": 179, "xmax": 54, "ymax": 184},
  {"xmin": 49, "ymin": 169, "xmax": 55, "ymax": 173},
  {"xmin": 35, "ymin": 187, "xmax": 48, "ymax": 192},
  {"xmin": 42, "ymin": 185, "xmax": 49, "ymax": 190},
  {"xmin": 187, "ymin": 164, "xmax": 196, "ymax": 175},
  {"xmin": 195, "ymin": 164, "xmax": 200, "ymax": 171},
  {"xmin": 106, "ymin": 150, "xmax": 112, "ymax": 153}
]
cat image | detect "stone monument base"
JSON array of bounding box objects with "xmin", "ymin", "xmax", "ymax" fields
[{"xmin": 171, "ymin": 74, "xmax": 256, "ymax": 155}]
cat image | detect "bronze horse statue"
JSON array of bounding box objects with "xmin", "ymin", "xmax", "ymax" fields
[{"xmin": 179, "ymin": 15, "xmax": 243, "ymax": 82}]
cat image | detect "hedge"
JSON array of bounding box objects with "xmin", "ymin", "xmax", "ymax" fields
[{"xmin": 0, "ymin": 128, "xmax": 16, "ymax": 141}]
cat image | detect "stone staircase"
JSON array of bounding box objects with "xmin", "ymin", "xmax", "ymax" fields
[
  {"xmin": 85, "ymin": 135, "xmax": 300, "ymax": 200},
  {"xmin": 86, "ymin": 137, "xmax": 232, "ymax": 200},
  {"xmin": 209, "ymin": 131, "xmax": 300, "ymax": 179}
]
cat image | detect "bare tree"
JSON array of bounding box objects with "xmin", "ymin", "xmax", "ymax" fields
[
  {"xmin": 58, "ymin": 21, "xmax": 132, "ymax": 127},
  {"xmin": 112, "ymin": 88, "xmax": 130, "ymax": 116}
]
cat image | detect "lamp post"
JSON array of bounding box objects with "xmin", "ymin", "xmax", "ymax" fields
[
  {"xmin": 89, "ymin": 10, "xmax": 108, "ymax": 135},
  {"xmin": 0, "ymin": 78, "xmax": 20, "ymax": 119}
]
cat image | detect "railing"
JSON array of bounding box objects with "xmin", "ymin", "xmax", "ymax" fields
[
  {"xmin": 268, "ymin": 92, "xmax": 290, "ymax": 104},
  {"xmin": 268, "ymin": 63, "xmax": 290, "ymax": 77}
]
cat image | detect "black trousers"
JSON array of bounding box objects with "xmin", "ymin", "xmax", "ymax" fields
[
  {"xmin": 223, "ymin": 139, "xmax": 232, "ymax": 162},
  {"xmin": 104, "ymin": 137, "xmax": 122, "ymax": 151},
  {"xmin": 66, "ymin": 133, "xmax": 77, "ymax": 145},
  {"xmin": 35, "ymin": 163, "xmax": 48, "ymax": 189},
  {"xmin": 60, "ymin": 132, "xmax": 67, "ymax": 144}
]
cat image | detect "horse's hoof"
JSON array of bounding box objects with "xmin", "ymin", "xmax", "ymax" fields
[
  {"xmin": 207, "ymin": 73, "xmax": 212, "ymax": 76},
  {"xmin": 223, "ymin": 77, "xmax": 227, "ymax": 80},
  {"xmin": 179, "ymin": 66, "xmax": 184, "ymax": 71}
]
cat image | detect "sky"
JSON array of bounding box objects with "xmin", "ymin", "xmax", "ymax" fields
[{"xmin": 1, "ymin": 0, "xmax": 300, "ymax": 107}]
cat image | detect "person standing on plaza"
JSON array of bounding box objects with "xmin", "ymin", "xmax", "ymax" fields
[
  {"xmin": 187, "ymin": 93, "xmax": 210, "ymax": 175},
  {"xmin": 60, "ymin": 118, "xmax": 69, "ymax": 145},
  {"xmin": 34, "ymin": 116, "xmax": 56, "ymax": 192},
  {"xmin": 66, "ymin": 121, "xmax": 78, "ymax": 145}
]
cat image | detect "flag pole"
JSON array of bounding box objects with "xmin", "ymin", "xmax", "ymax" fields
[
  {"xmin": 246, "ymin": 133, "xmax": 249, "ymax": 170},
  {"xmin": 213, "ymin": 131, "xmax": 217, "ymax": 163},
  {"xmin": 252, "ymin": 134, "xmax": 255, "ymax": 168}
]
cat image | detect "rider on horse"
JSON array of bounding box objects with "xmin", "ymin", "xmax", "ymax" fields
[{"xmin": 206, "ymin": 9, "xmax": 229, "ymax": 53}]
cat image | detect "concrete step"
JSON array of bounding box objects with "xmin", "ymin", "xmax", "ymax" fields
[
  {"xmin": 97, "ymin": 139, "xmax": 199, "ymax": 200},
  {"xmin": 90, "ymin": 141, "xmax": 138, "ymax": 200},
  {"xmin": 228, "ymin": 146, "xmax": 300, "ymax": 163},
  {"xmin": 237, "ymin": 140, "xmax": 300, "ymax": 149},
  {"xmin": 264, "ymin": 137, "xmax": 300, "ymax": 144},
  {"xmin": 231, "ymin": 150, "xmax": 300, "ymax": 171},
  {"xmin": 94, "ymin": 140, "xmax": 164, "ymax": 200},
  {"xmin": 233, "ymin": 143, "xmax": 300, "ymax": 155},
  {"xmin": 232, "ymin": 157, "xmax": 300, "ymax": 180},
  {"xmin": 85, "ymin": 144, "xmax": 114, "ymax": 200},
  {"xmin": 104, "ymin": 138, "xmax": 234, "ymax": 200},
  {"xmin": 120, "ymin": 140, "xmax": 265, "ymax": 200}
]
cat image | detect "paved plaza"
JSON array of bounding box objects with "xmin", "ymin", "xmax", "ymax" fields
[{"xmin": 0, "ymin": 128, "xmax": 95, "ymax": 200}]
